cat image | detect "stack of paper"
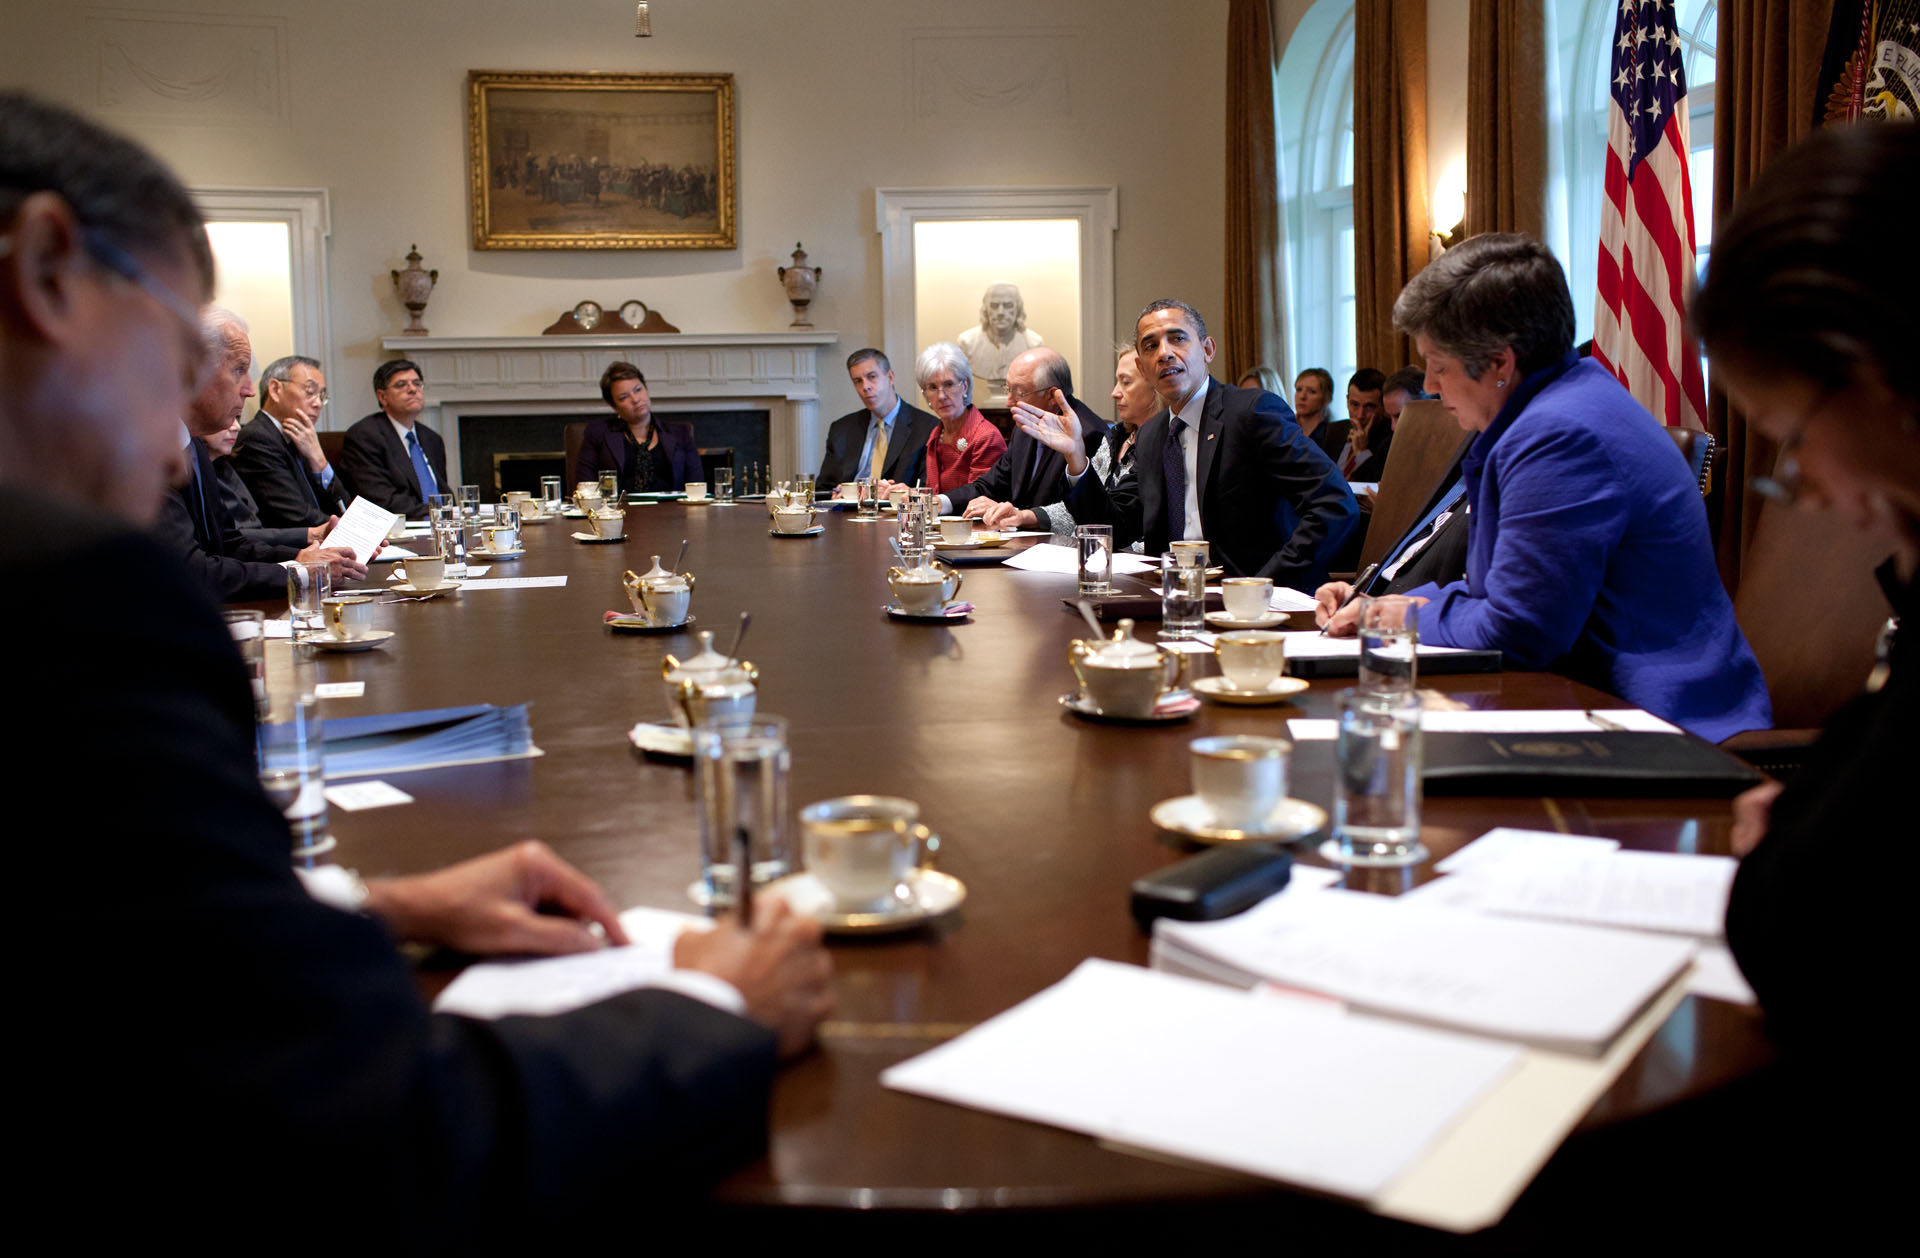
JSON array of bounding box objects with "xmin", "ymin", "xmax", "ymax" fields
[
  {"xmin": 321, "ymin": 703, "xmax": 541, "ymax": 778},
  {"xmin": 883, "ymin": 959, "xmax": 1522, "ymax": 1201},
  {"xmin": 1003, "ymin": 542, "xmax": 1159, "ymax": 576},
  {"xmin": 1152, "ymin": 885, "xmax": 1696, "ymax": 1056},
  {"xmin": 434, "ymin": 907, "xmax": 705, "ymax": 1018}
]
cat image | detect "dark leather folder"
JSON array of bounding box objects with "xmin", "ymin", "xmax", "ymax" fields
[{"xmin": 1421, "ymin": 730, "xmax": 1766, "ymax": 796}]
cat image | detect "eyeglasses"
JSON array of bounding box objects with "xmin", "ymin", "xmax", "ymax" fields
[{"xmin": 79, "ymin": 228, "xmax": 217, "ymax": 394}]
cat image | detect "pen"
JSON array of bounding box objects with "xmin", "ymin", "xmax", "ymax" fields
[
  {"xmin": 1322, "ymin": 563, "xmax": 1379, "ymax": 634},
  {"xmin": 734, "ymin": 823, "xmax": 753, "ymax": 928}
]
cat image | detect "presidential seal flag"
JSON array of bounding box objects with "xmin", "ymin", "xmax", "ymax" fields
[
  {"xmin": 1593, "ymin": 0, "xmax": 1706, "ymax": 431},
  {"xmin": 1816, "ymin": 0, "xmax": 1919, "ymax": 125}
]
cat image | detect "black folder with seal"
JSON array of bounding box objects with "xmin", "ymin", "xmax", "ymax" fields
[{"xmin": 1421, "ymin": 730, "xmax": 1765, "ymax": 796}]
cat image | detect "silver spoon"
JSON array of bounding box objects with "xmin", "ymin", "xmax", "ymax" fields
[
  {"xmin": 1076, "ymin": 599, "xmax": 1106, "ymax": 639},
  {"xmin": 725, "ymin": 611, "xmax": 751, "ymax": 664},
  {"xmin": 671, "ymin": 538, "xmax": 689, "ymax": 575}
]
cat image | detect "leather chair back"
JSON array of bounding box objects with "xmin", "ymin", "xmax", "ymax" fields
[
  {"xmin": 563, "ymin": 421, "xmax": 588, "ymax": 491},
  {"xmin": 1356, "ymin": 400, "xmax": 1475, "ymax": 572}
]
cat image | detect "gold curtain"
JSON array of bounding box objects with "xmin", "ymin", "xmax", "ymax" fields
[
  {"xmin": 1710, "ymin": 0, "xmax": 1834, "ymax": 593},
  {"xmin": 1465, "ymin": 0, "xmax": 1545, "ymax": 239},
  {"xmin": 1224, "ymin": 0, "xmax": 1287, "ymax": 379},
  {"xmin": 1353, "ymin": 0, "xmax": 1430, "ymax": 373}
]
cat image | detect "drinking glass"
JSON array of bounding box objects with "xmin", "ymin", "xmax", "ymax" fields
[
  {"xmin": 854, "ymin": 477, "xmax": 878, "ymax": 519},
  {"xmin": 540, "ymin": 475, "xmax": 563, "ymax": 514},
  {"xmin": 1357, "ymin": 596, "xmax": 1420, "ymax": 696},
  {"xmin": 690, "ymin": 715, "xmax": 793, "ymax": 911},
  {"xmin": 1332, "ymin": 688, "xmax": 1426, "ymax": 866},
  {"xmin": 598, "ymin": 469, "xmax": 620, "ymax": 503},
  {"xmin": 286, "ymin": 561, "xmax": 331, "ymax": 644},
  {"xmin": 795, "ymin": 473, "xmax": 816, "ymax": 502},
  {"xmin": 457, "ymin": 483, "xmax": 480, "ymax": 518},
  {"xmin": 1076, "ymin": 524, "xmax": 1113, "ymax": 596},
  {"xmin": 223, "ymin": 610, "xmax": 267, "ymax": 719},
  {"xmin": 898, "ymin": 489, "xmax": 929, "ymax": 563},
  {"xmin": 1160, "ymin": 553, "xmax": 1206, "ymax": 639},
  {"xmin": 714, "ymin": 467, "xmax": 735, "ymax": 503},
  {"xmin": 257, "ymin": 694, "xmax": 333, "ymax": 865}
]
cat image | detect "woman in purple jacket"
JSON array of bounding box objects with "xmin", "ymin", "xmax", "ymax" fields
[
  {"xmin": 1329, "ymin": 233, "xmax": 1769, "ymax": 741},
  {"xmin": 576, "ymin": 360, "xmax": 705, "ymax": 494}
]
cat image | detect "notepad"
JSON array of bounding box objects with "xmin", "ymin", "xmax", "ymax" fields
[{"xmin": 433, "ymin": 907, "xmax": 705, "ymax": 1018}]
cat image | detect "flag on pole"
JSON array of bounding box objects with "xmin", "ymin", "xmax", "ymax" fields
[{"xmin": 1593, "ymin": 0, "xmax": 1706, "ymax": 430}]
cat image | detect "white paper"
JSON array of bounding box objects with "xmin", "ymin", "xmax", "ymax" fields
[
  {"xmin": 320, "ymin": 497, "xmax": 403, "ymax": 564},
  {"xmin": 1435, "ymin": 827, "xmax": 1622, "ymax": 874},
  {"xmin": 1433, "ymin": 847, "xmax": 1737, "ymax": 939},
  {"xmin": 1277, "ymin": 631, "xmax": 1477, "ymax": 661},
  {"xmin": 454, "ymin": 575, "xmax": 568, "ymax": 590},
  {"xmin": 1287, "ymin": 709, "xmax": 1675, "ymax": 741},
  {"xmin": 457, "ymin": 564, "xmax": 492, "ymax": 578},
  {"xmin": 1153, "ymin": 887, "xmax": 1696, "ymax": 1054},
  {"xmin": 432, "ymin": 907, "xmax": 706, "ymax": 1019},
  {"xmin": 882, "ymin": 959, "xmax": 1520, "ymax": 1201},
  {"xmin": 1003, "ymin": 542, "xmax": 1158, "ymax": 577},
  {"xmin": 1269, "ymin": 586, "xmax": 1321, "ymax": 614},
  {"xmin": 323, "ymin": 779, "xmax": 412, "ymax": 811},
  {"xmin": 373, "ymin": 545, "xmax": 419, "ymax": 561},
  {"xmin": 312, "ymin": 681, "xmax": 365, "ymax": 699},
  {"xmin": 1686, "ymin": 943, "xmax": 1757, "ymax": 1005},
  {"xmin": 262, "ymin": 618, "xmax": 293, "ymax": 639}
]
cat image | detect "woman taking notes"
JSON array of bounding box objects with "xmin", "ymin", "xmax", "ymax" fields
[{"xmin": 1318, "ymin": 232, "xmax": 1770, "ymax": 741}]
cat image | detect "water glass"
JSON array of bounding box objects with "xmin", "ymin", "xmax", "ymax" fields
[
  {"xmin": 1357, "ymin": 596, "xmax": 1420, "ymax": 696},
  {"xmin": 854, "ymin": 477, "xmax": 878, "ymax": 519},
  {"xmin": 457, "ymin": 483, "xmax": 481, "ymax": 518},
  {"xmin": 540, "ymin": 475, "xmax": 563, "ymax": 514},
  {"xmin": 286, "ymin": 561, "xmax": 331, "ymax": 643},
  {"xmin": 1332, "ymin": 689, "xmax": 1425, "ymax": 866},
  {"xmin": 1076, "ymin": 523, "xmax": 1113, "ymax": 596},
  {"xmin": 691, "ymin": 715, "xmax": 794, "ymax": 911},
  {"xmin": 898, "ymin": 490, "xmax": 929, "ymax": 562},
  {"xmin": 795, "ymin": 473, "xmax": 816, "ymax": 502},
  {"xmin": 1160, "ymin": 552, "xmax": 1205, "ymax": 639},
  {"xmin": 598, "ymin": 469, "xmax": 620, "ymax": 503},
  {"xmin": 714, "ymin": 466, "xmax": 735, "ymax": 503},
  {"xmin": 223, "ymin": 610, "xmax": 267, "ymax": 719},
  {"xmin": 257, "ymin": 694, "xmax": 333, "ymax": 864}
]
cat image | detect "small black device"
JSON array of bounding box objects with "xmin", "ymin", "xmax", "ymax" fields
[{"xmin": 1129, "ymin": 844, "xmax": 1294, "ymax": 932}]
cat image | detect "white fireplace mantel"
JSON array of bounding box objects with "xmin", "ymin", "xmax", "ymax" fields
[{"xmin": 378, "ymin": 331, "xmax": 840, "ymax": 482}]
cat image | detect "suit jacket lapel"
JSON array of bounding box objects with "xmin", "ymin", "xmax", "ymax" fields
[{"xmin": 1194, "ymin": 378, "xmax": 1227, "ymax": 506}]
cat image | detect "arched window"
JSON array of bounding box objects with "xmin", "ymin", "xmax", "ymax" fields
[{"xmin": 1278, "ymin": 1, "xmax": 1356, "ymax": 391}]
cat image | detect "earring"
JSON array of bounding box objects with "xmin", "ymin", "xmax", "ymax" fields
[{"xmin": 1496, "ymin": 380, "xmax": 1507, "ymax": 389}]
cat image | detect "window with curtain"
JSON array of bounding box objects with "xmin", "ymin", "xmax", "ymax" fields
[
  {"xmin": 1278, "ymin": 1, "xmax": 1357, "ymax": 391},
  {"xmin": 1553, "ymin": 0, "xmax": 1718, "ymax": 347}
]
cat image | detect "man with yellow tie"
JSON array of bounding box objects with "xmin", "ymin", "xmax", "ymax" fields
[{"xmin": 816, "ymin": 347, "xmax": 937, "ymax": 487}]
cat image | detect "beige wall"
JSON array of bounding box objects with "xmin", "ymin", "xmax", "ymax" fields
[{"xmin": 1, "ymin": 0, "xmax": 1229, "ymax": 440}]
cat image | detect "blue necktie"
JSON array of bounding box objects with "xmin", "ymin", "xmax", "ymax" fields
[
  {"xmin": 1163, "ymin": 416, "xmax": 1189, "ymax": 542},
  {"xmin": 407, "ymin": 429, "xmax": 438, "ymax": 497}
]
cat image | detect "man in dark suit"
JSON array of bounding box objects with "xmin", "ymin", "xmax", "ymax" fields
[
  {"xmin": 208, "ymin": 411, "xmax": 327, "ymax": 552},
  {"xmin": 1022, "ymin": 300, "xmax": 1360, "ymax": 591},
  {"xmin": 152, "ymin": 307, "xmax": 363, "ymax": 602},
  {"xmin": 229, "ymin": 353, "xmax": 349, "ymax": 527},
  {"xmin": 937, "ymin": 346, "xmax": 1108, "ymax": 522},
  {"xmin": 816, "ymin": 348, "xmax": 937, "ymax": 487},
  {"xmin": 3, "ymin": 90, "xmax": 832, "ymax": 1249},
  {"xmin": 337, "ymin": 356, "xmax": 449, "ymax": 519}
]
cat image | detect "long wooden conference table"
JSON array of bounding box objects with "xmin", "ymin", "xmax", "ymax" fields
[{"xmin": 281, "ymin": 498, "xmax": 1772, "ymax": 1242}]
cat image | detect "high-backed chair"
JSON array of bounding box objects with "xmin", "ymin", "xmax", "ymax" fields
[
  {"xmin": 562, "ymin": 421, "xmax": 589, "ymax": 490},
  {"xmin": 317, "ymin": 430, "xmax": 355, "ymax": 501},
  {"xmin": 1354, "ymin": 399, "xmax": 1475, "ymax": 573},
  {"xmin": 1663, "ymin": 426, "xmax": 1716, "ymax": 496}
]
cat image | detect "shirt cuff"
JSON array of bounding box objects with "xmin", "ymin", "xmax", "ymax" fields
[
  {"xmin": 936, "ymin": 495, "xmax": 954, "ymax": 515},
  {"xmin": 650, "ymin": 969, "xmax": 748, "ymax": 1017},
  {"xmin": 295, "ymin": 864, "xmax": 368, "ymax": 914},
  {"xmin": 318, "ymin": 465, "xmax": 335, "ymax": 489}
]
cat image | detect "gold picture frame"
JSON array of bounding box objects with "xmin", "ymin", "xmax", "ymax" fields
[{"xmin": 467, "ymin": 70, "xmax": 736, "ymax": 250}]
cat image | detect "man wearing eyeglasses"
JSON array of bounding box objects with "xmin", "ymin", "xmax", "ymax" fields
[
  {"xmin": 231, "ymin": 354, "xmax": 349, "ymax": 527},
  {"xmin": 338, "ymin": 357, "xmax": 449, "ymax": 519}
]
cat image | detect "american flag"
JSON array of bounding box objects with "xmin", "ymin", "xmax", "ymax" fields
[{"xmin": 1593, "ymin": 0, "xmax": 1706, "ymax": 430}]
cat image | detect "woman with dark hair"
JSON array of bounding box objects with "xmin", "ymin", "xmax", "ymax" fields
[
  {"xmin": 1692, "ymin": 121, "xmax": 1917, "ymax": 1074},
  {"xmin": 576, "ymin": 361, "xmax": 704, "ymax": 494},
  {"xmin": 1322, "ymin": 232, "xmax": 1769, "ymax": 740}
]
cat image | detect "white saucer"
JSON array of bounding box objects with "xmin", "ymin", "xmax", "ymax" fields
[
  {"xmin": 1205, "ymin": 610, "xmax": 1290, "ymax": 630},
  {"xmin": 1058, "ymin": 690, "xmax": 1200, "ymax": 724},
  {"xmin": 572, "ymin": 531, "xmax": 628, "ymax": 544},
  {"xmin": 389, "ymin": 582, "xmax": 459, "ymax": 597},
  {"xmin": 606, "ymin": 613, "xmax": 697, "ymax": 634},
  {"xmin": 884, "ymin": 602, "xmax": 971, "ymax": 621},
  {"xmin": 1193, "ymin": 675, "xmax": 1310, "ymax": 705},
  {"xmin": 628, "ymin": 721, "xmax": 693, "ymax": 759},
  {"xmin": 759, "ymin": 867, "xmax": 966, "ymax": 935},
  {"xmin": 308, "ymin": 628, "xmax": 395, "ymax": 653},
  {"xmin": 471, "ymin": 547, "xmax": 524, "ymax": 560},
  {"xmin": 768, "ymin": 525, "xmax": 825, "ymax": 537},
  {"xmin": 517, "ymin": 513, "xmax": 554, "ymax": 525},
  {"xmin": 1150, "ymin": 794, "xmax": 1328, "ymax": 845}
]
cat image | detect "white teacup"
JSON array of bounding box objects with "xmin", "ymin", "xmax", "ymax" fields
[
  {"xmin": 483, "ymin": 523, "xmax": 520, "ymax": 553},
  {"xmin": 1190, "ymin": 735, "xmax": 1290, "ymax": 828},
  {"xmin": 322, "ymin": 594, "xmax": 377, "ymax": 639},
  {"xmin": 672, "ymin": 678, "xmax": 756, "ymax": 727},
  {"xmin": 939, "ymin": 516, "xmax": 974, "ymax": 544},
  {"xmin": 836, "ymin": 481, "xmax": 859, "ymax": 503},
  {"xmin": 1171, "ymin": 539, "xmax": 1210, "ymax": 570},
  {"xmin": 387, "ymin": 516, "xmax": 412, "ymax": 543},
  {"xmin": 406, "ymin": 555, "xmax": 447, "ymax": 588},
  {"xmin": 1214, "ymin": 630, "xmax": 1287, "ymax": 690},
  {"xmin": 684, "ymin": 482, "xmax": 709, "ymax": 501},
  {"xmin": 1221, "ymin": 577, "xmax": 1274, "ymax": 621},
  {"xmin": 772, "ymin": 505, "xmax": 815, "ymax": 534},
  {"xmin": 589, "ymin": 508, "xmax": 626, "ymax": 540},
  {"xmin": 799, "ymin": 795, "xmax": 931, "ymax": 910},
  {"xmin": 887, "ymin": 563, "xmax": 962, "ymax": 614}
]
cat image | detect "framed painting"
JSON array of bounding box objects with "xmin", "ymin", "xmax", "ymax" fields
[{"xmin": 467, "ymin": 70, "xmax": 736, "ymax": 250}]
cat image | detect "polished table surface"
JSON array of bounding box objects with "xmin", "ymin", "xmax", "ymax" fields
[{"xmin": 292, "ymin": 499, "xmax": 1772, "ymax": 1232}]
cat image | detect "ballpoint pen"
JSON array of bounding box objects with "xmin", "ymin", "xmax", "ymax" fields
[{"xmin": 1322, "ymin": 562, "xmax": 1380, "ymax": 634}]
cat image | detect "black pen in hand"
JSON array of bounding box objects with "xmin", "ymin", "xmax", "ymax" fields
[{"xmin": 1322, "ymin": 562, "xmax": 1380, "ymax": 634}]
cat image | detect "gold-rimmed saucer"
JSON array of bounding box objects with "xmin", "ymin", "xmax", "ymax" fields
[
  {"xmin": 1148, "ymin": 794, "xmax": 1327, "ymax": 845},
  {"xmin": 1193, "ymin": 675, "xmax": 1310, "ymax": 705},
  {"xmin": 759, "ymin": 867, "xmax": 965, "ymax": 935}
]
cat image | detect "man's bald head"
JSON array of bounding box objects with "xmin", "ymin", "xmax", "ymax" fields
[{"xmin": 1006, "ymin": 346, "xmax": 1072, "ymax": 406}]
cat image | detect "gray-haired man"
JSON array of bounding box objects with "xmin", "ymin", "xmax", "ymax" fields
[{"xmin": 230, "ymin": 353, "xmax": 348, "ymax": 528}]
